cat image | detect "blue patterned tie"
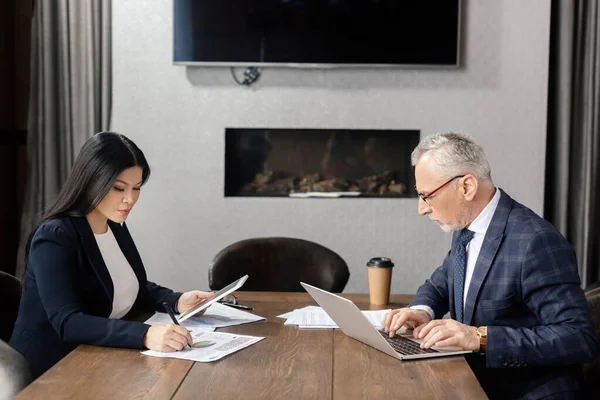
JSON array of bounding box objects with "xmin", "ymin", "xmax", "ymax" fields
[{"xmin": 454, "ymin": 229, "xmax": 475, "ymax": 323}]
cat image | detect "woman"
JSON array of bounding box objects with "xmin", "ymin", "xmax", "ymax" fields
[{"xmin": 10, "ymin": 132, "xmax": 213, "ymax": 378}]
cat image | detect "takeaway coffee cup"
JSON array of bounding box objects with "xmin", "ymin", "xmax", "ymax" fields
[{"xmin": 367, "ymin": 257, "xmax": 395, "ymax": 305}]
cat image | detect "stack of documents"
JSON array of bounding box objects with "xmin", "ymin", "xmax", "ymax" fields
[
  {"xmin": 278, "ymin": 306, "xmax": 389, "ymax": 329},
  {"xmin": 144, "ymin": 302, "xmax": 265, "ymax": 332}
]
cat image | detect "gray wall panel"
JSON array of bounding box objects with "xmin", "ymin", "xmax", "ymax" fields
[{"xmin": 112, "ymin": 0, "xmax": 551, "ymax": 294}]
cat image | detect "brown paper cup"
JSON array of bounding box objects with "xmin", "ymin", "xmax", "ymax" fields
[{"xmin": 367, "ymin": 267, "xmax": 393, "ymax": 305}]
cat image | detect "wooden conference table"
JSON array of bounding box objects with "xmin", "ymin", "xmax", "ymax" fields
[{"xmin": 16, "ymin": 292, "xmax": 486, "ymax": 399}]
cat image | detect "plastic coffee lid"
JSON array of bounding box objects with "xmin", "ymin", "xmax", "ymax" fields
[{"xmin": 367, "ymin": 257, "xmax": 394, "ymax": 268}]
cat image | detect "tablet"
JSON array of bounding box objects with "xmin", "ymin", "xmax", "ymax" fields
[{"xmin": 177, "ymin": 274, "xmax": 249, "ymax": 323}]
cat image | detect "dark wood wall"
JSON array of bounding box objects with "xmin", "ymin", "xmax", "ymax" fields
[{"xmin": 0, "ymin": 0, "xmax": 31, "ymax": 275}]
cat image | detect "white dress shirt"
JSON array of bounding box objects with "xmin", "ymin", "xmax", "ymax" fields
[
  {"xmin": 94, "ymin": 227, "xmax": 140, "ymax": 319},
  {"xmin": 412, "ymin": 188, "xmax": 501, "ymax": 320}
]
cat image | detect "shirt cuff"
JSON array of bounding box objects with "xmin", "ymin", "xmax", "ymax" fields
[{"xmin": 410, "ymin": 305, "xmax": 435, "ymax": 320}]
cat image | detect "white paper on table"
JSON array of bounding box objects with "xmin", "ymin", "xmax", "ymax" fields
[
  {"xmin": 185, "ymin": 302, "xmax": 265, "ymax": 328},
  {"xmin": 277, "ymin": 306, "xmax": 321, "ymax": 319},
  {"xmin": 144, "ymin": 312, "xmax": 216, "ymax": 332},
  {"xmin": 282, "ymin": 306, "xmax": 329, "ymax": 325},
  {"xmin": 143, "ymin": 303, "xmax": 265, "ymax": 332},
  {"xmin": 142, "ymin": 331, "xmax": 264, "ymax": 362},
  {"xmin": 298, "ymin": 325, "xmax": 339, "ymax": 329},
  {"xmin": 283, "ymin": 307, "xmax": 390, "ymax": 329},
  {"xmin": 287, "ymin": 309, "xmax": 337, "ymax": 326}
]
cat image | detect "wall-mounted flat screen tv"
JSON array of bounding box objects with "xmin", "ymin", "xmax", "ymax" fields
[{"xmin": 174, "ymin": 0, "xmax": 462, "ymax": 68}]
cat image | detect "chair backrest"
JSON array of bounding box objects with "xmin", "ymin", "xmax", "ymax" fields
[
  {"xmin": 0, "ymin": 271, "xmax": 22, "ymax": 342},
  {"xmin": 0, "ymin": 339, "xmax": 32, "ymax": 397},
  {"xmin": 209, "ymin": 237, "xmax": 350, "ymax": 292},
  {"xmin": 583, "ymin": 286, "xmax": 600, "ymax": 395}
]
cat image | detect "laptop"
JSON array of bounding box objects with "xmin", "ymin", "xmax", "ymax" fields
[{"xmin": 301, "ymin": 282, "xmax": 471, "ymax": 360}]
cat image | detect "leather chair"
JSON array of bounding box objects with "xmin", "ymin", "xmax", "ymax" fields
[
  {"xmin": 209, "ymin": 237, "xmax": 350, "ymax": 292},
  {"xmin": 583, "ymin": 284, "xmax": 600, "ymax": 396},
  {"xmin": 0, "ymin": 339, "xmax": 31, "ymax": 396},
  {"xmin": 0, "ymin": 271, "xmax": 22, "ymax": 342}
]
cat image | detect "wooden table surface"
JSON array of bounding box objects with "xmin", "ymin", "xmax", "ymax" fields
[{"xmin": 16, "ymin": 292, "xmax": 487, "ymax": 399}]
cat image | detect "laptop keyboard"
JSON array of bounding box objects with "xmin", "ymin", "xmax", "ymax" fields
[{"xmin": 378, "ymin": 330, "xmax": 438, "ymax": 355}]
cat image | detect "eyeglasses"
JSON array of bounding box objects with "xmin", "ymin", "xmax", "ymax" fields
[
  {"xmin": 415, "ymin": 175, "xmax": 465, "ymax": 206},
  {"xmin": 218, "ymin": 294, "xmax": 253, "ymax": 310}
]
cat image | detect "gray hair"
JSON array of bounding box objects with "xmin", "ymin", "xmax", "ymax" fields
[{"xmin": 411, "ymin": 132, "xmax": 492, "ymax": 182}]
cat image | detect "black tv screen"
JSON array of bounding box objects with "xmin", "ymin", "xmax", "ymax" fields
[{"xmin": 174, "ymin": 0, "xmax": 461, "ymax": 67}]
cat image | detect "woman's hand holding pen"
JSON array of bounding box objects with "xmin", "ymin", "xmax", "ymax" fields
[
  {"xmin": 143, "ymin": 291, "xmax": 214, "ymax": 352},
  {"xmin": 143, "ymin": 324, "xmax": 193, "ymax": 352},
  {"xmin": 176, "ymin": 290, "xmax": 215, "ymax": 316}
]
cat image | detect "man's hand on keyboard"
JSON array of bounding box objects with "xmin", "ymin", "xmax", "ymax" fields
[
  {"xmin": 381, "ymin": 308, "xmax": 432, "ymax": 338},
  {"xmin": 416, "ymin": 319, "xmax": 479, "ymax": 351}
]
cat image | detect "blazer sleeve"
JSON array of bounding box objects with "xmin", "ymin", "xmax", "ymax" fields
[
  {"xmin": 30, "ymin": 225, "xmax": 150, "ymax": 349},
  {"xmin": 486, "ymin": 230, "xmax": 599, "ymax": 367},
  {"xmin": 408, "ymin": 250, "xmax": 452, "ymax": 319},
  {"xmin": 137, "ymin": 281, "xmax": 183, "ymax": 313}
]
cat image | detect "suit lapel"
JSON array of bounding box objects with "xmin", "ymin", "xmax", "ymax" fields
[
  {"xmin": 463, "ymin": 189, "xmax": 513, "ymax": 326},
  {"xmin": 71, "ymin": 216, "xmax": 114, "ymax": 301}
]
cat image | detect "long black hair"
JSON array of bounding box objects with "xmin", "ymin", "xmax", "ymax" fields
[{"xmin": 23, "ymin": 132, "xmax": 151, "ymax": 264}]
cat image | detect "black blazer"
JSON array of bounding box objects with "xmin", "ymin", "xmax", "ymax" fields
[{"xmin": 9, "ymin": 216, "xmax": 182, "ymax": 378}]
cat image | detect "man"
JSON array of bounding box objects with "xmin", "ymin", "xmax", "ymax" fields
[{"xmin": 381, "ymin": 133, "xmax": 598, "ymax": 399}]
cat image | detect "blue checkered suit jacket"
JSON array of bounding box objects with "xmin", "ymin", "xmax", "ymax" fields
[{"xmin": 410, "ymin": 189, "xmax": 598, "ymax": 400}]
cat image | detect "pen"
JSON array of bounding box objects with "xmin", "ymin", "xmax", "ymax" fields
[
  {"xmin": 220, "ymin": 302, "xmax": 253, "ymax": 311},
  {"xmin": 162, "ymin": 301, "xmax": 191, "ymax": 349}
]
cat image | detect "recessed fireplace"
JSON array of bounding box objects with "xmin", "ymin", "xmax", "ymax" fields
[{"xmin": 224, "ymin": 128, "xmax": 419, "ymax": 198}]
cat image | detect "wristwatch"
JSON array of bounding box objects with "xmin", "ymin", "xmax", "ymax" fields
[{"xmin": 475, "ymin": 326, "xmax": 487, "ymax": 353}]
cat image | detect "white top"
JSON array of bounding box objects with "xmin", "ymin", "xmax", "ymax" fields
[
  {"xmin": 412, "ymin": 188, "xmax": 501, "ymax": 320},
  {"xmin": 94, "ymin": 227, "xmax": 139, "ymax": 319}
]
